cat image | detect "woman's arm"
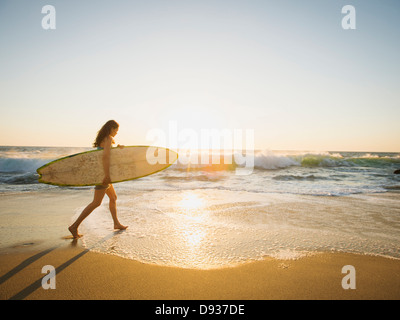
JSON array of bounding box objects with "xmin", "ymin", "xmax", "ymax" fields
[{"xmin": 102, "ymin": 136, "xmax": 112, "ymax": 185}]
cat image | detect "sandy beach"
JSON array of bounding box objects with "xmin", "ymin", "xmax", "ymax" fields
[
  {"xmin": 1, "ymin": 189, "xmax": 399, "ymax": 300},
  {"xmin": 1, "ymin": 247, "xmax": 399, "ymax": 300}
]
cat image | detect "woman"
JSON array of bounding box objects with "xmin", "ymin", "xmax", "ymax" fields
[{"xmin": 68, "ymin": 120, "xmax": 127, "ymax": 239}]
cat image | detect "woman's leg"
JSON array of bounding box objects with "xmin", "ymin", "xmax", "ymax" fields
[
  {"xmin": 106, "ymin": 184, "xmax": 127, "ymax": 230},
  {"xmin": 68, "ymin": 188, "xmax": 107, "ymax": 238}
]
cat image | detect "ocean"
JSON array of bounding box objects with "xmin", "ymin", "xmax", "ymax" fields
[
  {"xmin": 1, "ymin": 146, "xmax": 400, "ymax": 269},
  {"xmin": 1, "ymin": 146, "xmax": 399, "ymax": 195}
]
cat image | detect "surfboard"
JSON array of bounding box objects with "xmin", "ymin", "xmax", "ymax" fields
[{"xmin": 37, "ymin": 146, "xmax": 178, "ymax": 187}]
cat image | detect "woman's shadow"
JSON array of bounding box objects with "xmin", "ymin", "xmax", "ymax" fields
[{"xmin": 5, "ymin": 229, "xmax": 126, "ymax": 300}]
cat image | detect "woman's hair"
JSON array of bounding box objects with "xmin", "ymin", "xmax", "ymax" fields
[{"xmin": 93, "ymin": 120, "xmax": 119, "ymax": 147}]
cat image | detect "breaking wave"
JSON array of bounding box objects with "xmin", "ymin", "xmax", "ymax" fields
[{"xmin": 172, "ymin": 150, "xmax": 400, "ymax": 171}]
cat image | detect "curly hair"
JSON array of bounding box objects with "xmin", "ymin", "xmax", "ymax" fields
[{"xmin": 93, "ymin": 120, "xmax": 119, "ymax": 147}]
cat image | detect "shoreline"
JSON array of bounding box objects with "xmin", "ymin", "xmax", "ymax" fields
[
  {"xmin": 1, "ymin": 246, "xmax": 399, "ymax": 300},
  {"xmin": 1, "ymin": 189, "xmax": 399, "ymax": 257}
]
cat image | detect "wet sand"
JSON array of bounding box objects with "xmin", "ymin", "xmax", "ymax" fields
[{"xmin": 0, "ymin": 247, "xmax": 399, "ymax": 300}]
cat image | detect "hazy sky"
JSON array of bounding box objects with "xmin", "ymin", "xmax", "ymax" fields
[{"xmin": 1, "ymin": 0, "xmax": 399, "ymax": 151}]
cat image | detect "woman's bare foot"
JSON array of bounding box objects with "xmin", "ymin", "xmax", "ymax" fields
[
  {"xmin": 114, "ymin": 223, "xmax": 128, "ymax": 230},
  {"xmin": 68, "ymin": 225, "xmax": 82, "ymax": 239}
]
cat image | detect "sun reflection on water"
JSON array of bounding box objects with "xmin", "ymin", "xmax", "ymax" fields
[
  {"xmin": 178, "ymin": 192, "xmax": 204, "ymax": 211},
  {"xmin": 177, "ymin": 192, "xmax": 208, "ymax": 250}
]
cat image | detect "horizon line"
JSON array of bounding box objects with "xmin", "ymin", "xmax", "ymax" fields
[{"xmin": 1, "ymin": 144, "xmax": 399, "ymax": 154}]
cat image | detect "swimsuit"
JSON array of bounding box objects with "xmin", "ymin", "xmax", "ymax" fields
[{"xmin": 94, "ymin": 146, "xmax": 111, "ymax": 190}]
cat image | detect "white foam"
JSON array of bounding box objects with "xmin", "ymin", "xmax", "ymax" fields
[
  {"xmin": 269, "ymin": 249, "xmax": 313, "ymax": 260},
  {"xmin": 253, "ymin": 150, "xmax": 300, "ymax": 170},
  {"xmin": 75, "ymin": 189, "xmax": 400, "ymax": 269}
]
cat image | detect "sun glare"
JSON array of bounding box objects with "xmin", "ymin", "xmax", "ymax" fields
[
  {"xmin": 176, "ymin": 192, "xmax": 209, "ymax": 250},
  {"xmin": 178, "ymin": 192, "xmax": 204, "ymax": 211},
  {"xmin": 182, "ymin": 228, "xmax": 206, "ymax": 247}
]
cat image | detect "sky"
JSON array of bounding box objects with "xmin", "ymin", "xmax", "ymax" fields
[{"xmin": 0, "ymin": 0, "xmax": 399, "ymax": 152}]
